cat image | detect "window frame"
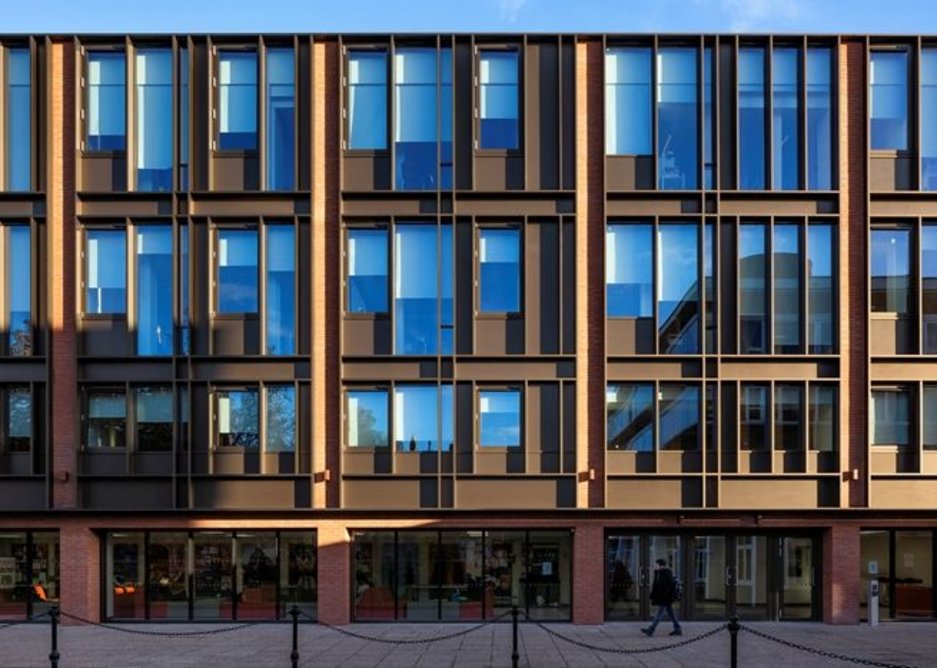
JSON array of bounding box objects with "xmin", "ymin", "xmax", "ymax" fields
[
  {"xmin": 212, "ymin": 385, "xmax": 260, "ymax": 449},
  {"xmin": 131, "ymin": 44, "xmax": 175, "ymax": 193},
  {"xmin": 1, "ymin": 221, "xmax": 34, "ymax": 356},
  {"xmin": 475, "ymin": 44, "xmax": 523, "ymax": 154},
  {"xmin": 81, "ymin": 224, "xmax": 128, "ymax": 319},
  {"xmin": 476, "ymin": 223, "xmax": 523, "ymax": 316},
  {"xmin": 344, "ymin": 45, "xmax": 390, "ymax": 154},
  {"xmin": 476, "ymin": 386, "xmax": 523, "ymax": 450},
  {"xmin": 1, "ymin": 384, "xmax": 33, "ymax": 454},
  {"xmin": 263, "ymin": 221, "xmax": 298, "ymax": 355},
  {"xmin": 4, "ymin": 43, "xmax": 34, "ymax": 191},
  {"xmin": 213, "ymin": 45, "xmax": 260, "ymax": 155},
  {"xmin": 132, "ymin": 384, "xmax": 174, "ymax": 453},
  {"xmin": 82, "ymin": 46, "xmax": 128, "ymax": 155},
  {"xmin": 870, "ymin": 385, "xmax": 912, "ymax": 448},
  {"xmin": 344, "ymin": 223, "xmax": 390, "ymax": 317},
  {"xmin": 264, "ymin": 43, "xmax": 298, "ymax": 190},
  {"xmin": 213, "ymin": 224, "xmax": 260, "ymax": 317},
  {"xmin": 869, "ymin": 223, "xmax": 913, "ymax": 318},
  {"xmin": 82, "ymin": 386, "xmax": 128, "ymax": 450},
  {"xmin": 343, "ymin": 386, "xmax": 390, "ymax": 450},
  {"xmin": 868, "ymin": 46, "xmax": 913, "ymax": 155}
]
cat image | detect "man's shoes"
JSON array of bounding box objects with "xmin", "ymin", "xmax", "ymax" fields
[
  {"xmin": 640, "ymin": 627, "xmax": 653, "ymax": 637},
  {"xmin": 669, "ymin": 629, "xmax": 683, "ymax": 636}
]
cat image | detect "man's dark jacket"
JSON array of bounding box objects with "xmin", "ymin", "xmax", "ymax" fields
[{"xmin": 650, "ymin": 567, "xmax": 676, "ymax": 606}]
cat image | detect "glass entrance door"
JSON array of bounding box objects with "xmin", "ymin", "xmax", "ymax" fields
[
  {"xmin": 733, "ymin": 535, "xmax": 769, "ymax": 620},
  {"xmin": 692, "ymin": 535, "xmax": 728, "ymax": 619},
  {"xmin": 606, "ymin": 534, "xmax": 640, "ymax": 620},
  {"xmin": 894, "ymin": 531, "xmax": 934, "ymax": 619},
  {"xmin": 780, "ymin": 537, "xmax": 815, "ymax": 619}
]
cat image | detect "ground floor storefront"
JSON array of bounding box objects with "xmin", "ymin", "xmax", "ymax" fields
[{"xmin": 1, "ymin": 515, "xmax": 935, "ymax": 626}]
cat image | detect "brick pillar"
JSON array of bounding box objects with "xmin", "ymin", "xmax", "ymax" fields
[
  {"xmin": 317, "ymin": 522, "xmax": 351, "ymax": 624},
  {"xmin": 48, "ymin": 38, "xmax": 78, "ymax": 509},
  {"xmin": 572, "ymin": 523, "xmax": 604, "ymax": 624},
  {"xmin": 823, "ymin": 524, "xmax": 860, "ymax": 624},
  {"xmin": 59, "ymin": 523, "xmax": 100, "ymax": 624}
]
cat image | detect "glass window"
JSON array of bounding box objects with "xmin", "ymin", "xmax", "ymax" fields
[
  {"xmin": 605, "ymin": 47, "xmax": 651, "ymax": 155},
  {"xmin": 924, "ymin": 386, "xmax": 937, "ymax": 450},
  {"xmin": 606, "ymin": 384, "xmax": 653, "ymax": 451},
  {"xmin": 479, "ymin": 389, "xmax": 521, "ymax": 447},
  {"xmin": 704, "ymin": 222, "xmax": 716, "ymax": 353},
  {"xmin": 178, "ymin": 386, "xmax": 189, "ymax": 452},
  {"xmin": 347, "ymin": 389, "xmax": 389, "ymax": 448},
  {"xmin": 772, "ymin": 47, "xmax": 800, "ymax": 190},
  {"xmin": 87, "ymin": 51, "xmax": 126, "ymax": 151},
  {"xmin": 236, "ymin": 532, "xmax": 278, "ymax": 620},
  {"xmin": 925, "ymin": 50, "xmax": 937, "ymax": 189},
  {"xmin": 7, "ymin": 386, "xmax": 31, "ymax": 452},
  {"xmin": 774, "ymin": 224, "xmax": 801, "ymax": 353},
  {"xmin": 440, "ymin": 48, "xmax": 453, "ymax": 189},
  {"xmin": 657, "ymin": 48, "xmax": 697, "ymax": 189},
  {"xmin": 266, "ymin": 225, "xmax": 295, "ymax": 355},
  {"xmin": 179, "ymin": 225, "xmax": 190, "ymax": 354},
  {"xmin": 924, "ymin": 225, "xmax": 937, "ymax": 352},
  {"xmin": 393, "ymin": 385, "xmax": 452, "ymax": 452},
  {"xmin": 658, "ymin": 224, "xmax": 698, "ymax": 353},
  {"xmin": 740, "ymin": 384, "xmax": 768, "ymax": 450},
  {"xmin": 28, "ymin": 532, "xmax": 59, "ymax": 617},
  {"xmin": 395, "ymin": 48, "xmax": 439, "ymax": 190},
  {"xmin": 871, "ymin": 388, "xmax": 910, "ymax": 446},
  {"xmin": 870, "ymin": 51, "xmax": 908, "ymax": 151},
  {"xmin": 136, "ymin": 226, "xmax": 172, "ymax": 355},
  {"xmin": 218, "ymin": 51, "xmax": 257, "ymax": 150},
  {"xmin": 135, "ymin": 49, "xmax": 172, "ymax": 192},
  {"xmin": 135, "ymin": 386, "xmax": 172, "ymax": 452},
  {"xmin": 216, "ymin": 388, "xmax": 259, "ymax": 448},
  {"xmin": 217, "ymin": 229, "xmax": 258, "ymax": 314},
  {"xmin": 148, "ymin": 531, "xmax": 189, "ymax": 620},
  {"xmin": 347, "ymin": 228, "xmax": 388, "ymax": 313},
  {"xmin": 808, "ymin": 224, "xmax": 834, "ymax": 353},
  {"xmin": 7, "ymin": 226, "xmax": 31, "ymax": 355},
  {"xmin": 703, "ymin": 47, "xmax": 714, "ymax": 189},
  {"xmin": 807, "ymin": 47, "xmax": 833, "ymax": 190},
  {"xmin": 739, "ymin": 223, "xmax": 767, "ymax": 352},
  {"xmin": 870, "ymin": 228, "xmax": 910, "ymax": 314},
  {"xmin": 659, "ymin": 384, "xmax": 699, "ymax": 451},
  {"xmin": 809, "ymin": 385, "xmax": 836, "ymax": 452},
  {"xmin": 265, "ymin": 385, "xmax": 295, "ymax": 453},
  {"xmin": 193, "ymin": 532, "xmax": 233, "ymax": 620},
  {"xmin": 179, "ymin": 48, "xmax": 189, "ymax": 189},
  {"xmin": 479, "ymin": 50, "xmax": 519, "ymax": 150},
  {"xmin": 266, "ymin": 49, "xmax": 295, "ymax": 190},
  {"xmin": 6, "ymin": 49, "xmax": 30, "ymax": 191},
  {"xmin": 85, "ymin": 229, "xmax": 126, "ymax": 315},
  {"xmin": 774, "ymin": 384, "xmax": 803, "ymax": 450},
  {"xmin": 87, "ymin": 390, "xmax": 126, "ymax": 448},
  {"xmin": 479, "ymin": 228, "xmax": 520, "ymax": 313},
  {"xmin": 606, "ymin": 224, "xmax": 652, "ymax": 317},
  {"xmin": 738, "ymin": 48, "xmax": 766, "ymax": 190},
  {"xmin": 394, "ymin": 224, "xmax": 452, "ymax": 355},
  {"xmin": 348, "ymin": 50, "xmax": 387, "ymax": 150},
  {"xmin": 280, "ymin": 532, "xmax": 317, "ymax": 619},
  {"xmin": 106, "ymin": 532, "xmax": 145, "ymax": 619}
]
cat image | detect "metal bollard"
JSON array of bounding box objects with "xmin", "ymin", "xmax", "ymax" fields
[
  {"xmin": 290, "ymin": 605, "xmax": 300, "ymax": 668},
  {"xmin": 48, "ymin": 605, "xmax": 60, "ymax": 668},
  {"xmin": 511, "ymin": 605, "xmax": 519, "ymax": 668},
  {"xmin": 728, "ymin": 615, "xmax": 740, "ymax": 668}
]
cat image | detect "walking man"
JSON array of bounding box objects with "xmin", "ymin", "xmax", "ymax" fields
[{"xmin": 641, "ymin": 558, "xmax": 682, "ymax": 637}]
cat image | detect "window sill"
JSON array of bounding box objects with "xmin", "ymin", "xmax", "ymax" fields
[
  {"xmin": 343, "ymin": 149, "xmax": 390, "ymax": 157},
  {"xmin": 475, "ymin": 148, "xmax": 524, "ymax": 157},
  {"xmin": 870, "ymin": 149, "xmax": 911, "ymax": 158},
  {"xmin": 476, "ymin": 311, "xmax": 523, "ymax": 320},
  {"xmin": 870, "ymin": 312, "xmax": 908, "ymax": 321},
  {"xmin": 81, "ymin": 313, "xmax": 128, "ymax": 321},
  {"xmin": 344, "ymin": 312, "xmax": 389, "ymax": 320},
  {"xmin": 212, "ymin": 149, "xmax": 259, "ymax": 158},
  {"xmin": 212, "ymin": 312, "xmax": 260, "ymax": 320},
  {"xmin": 82, "ymin": 150, "xmax": 127, "ymax": 159}
]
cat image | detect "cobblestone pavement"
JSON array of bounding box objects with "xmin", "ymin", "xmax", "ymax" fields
[{"xmin": 1, "ymin": 619, "xmax": 933, "ymax": 667}]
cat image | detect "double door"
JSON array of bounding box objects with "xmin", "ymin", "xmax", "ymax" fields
[{"xmin": 606, "ymin": 533, "xmax": 818, "ymax": 621}]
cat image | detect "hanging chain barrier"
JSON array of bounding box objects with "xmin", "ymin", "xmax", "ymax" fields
[{"xmin": 57, "ymin": 609, "xmax": 259, "ymax": 637}]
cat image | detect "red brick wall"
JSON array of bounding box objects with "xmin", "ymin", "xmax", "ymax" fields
[
  {"xmin": 573, "ymin": 523, "xmax": 604, "ymax": 624},
  {"xmin": 823, "ymin": 523, "xmax": 860, "ymax": 624},
  {"xmin": 59, "ymin": 523, "xmax": 100, "ymax": 624}
]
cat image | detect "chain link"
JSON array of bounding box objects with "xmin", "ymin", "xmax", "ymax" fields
[
  {"xmin": 739, "ymin": 625, "xmax": 918, "ymax": 668},
  {"xmin": 58, "ymin": 610, "xmax": 259, "ymax": 638},
  {"xmin": 299, "ymin": 608, "xmax": 513, "ymax": 644},
  {"xmin": 528, "ymin": 615, "xmax": 729, "ymax": 655}
]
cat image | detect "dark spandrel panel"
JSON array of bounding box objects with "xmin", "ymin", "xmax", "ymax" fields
[{"xmin": 480, "ymin": 118, "xmax": 518, "ymax": 150}]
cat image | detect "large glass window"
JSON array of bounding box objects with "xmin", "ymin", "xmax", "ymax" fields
[
  {"xmin": 740, "ymin": 384, "xmax": 768, "ymax": 450},
  {"xmin": 6, "ymin": 49, "xmax": 30, "ymax": 191},
  {"xmin": 265, "ymin": 385, "xmax": 295, "ymax": 453},
  {"xmin": 774, "ymin": 384, "xmax": 803, "ymax": 450},
  {"xmin": 394, "ymin": 223, "xmax": 452, "ymax": 355},
  {"xmin": 347, "ymin": 228, "xmax": 388, "ymax": 313},
  {"xmin": 0, "ymin": 531, "xmax": 59, "ymax": 620},
  {"xmin": 809, "ymin": 385, "xmax": 836, "ymax": 452},
  {"xmin": 478, "ymin": 389, "xmax": 521, "ymax": 447},
  {"xmin": 772, "ymin": 47, "xmax": 800, "ymax": 190},
  {"xmin": 808, "ymin": 224, "xmax": 834, "ymax": 353},
  {"xmin": 924, "ymin": 50, "xmax": 937, "ymax": 189},
  {"xmin": 870, "ymin": 228, "xmax": 910, "ymax": 314},
  {"xmin": 479, "ymin": 50, "xmax": 519, "ymax": 150},
  {"xmin": 193, "ymin": 532, "xmax": 233, "ymax": 620},
  {"xmin": 658, "ymin": 224, "xmax": 698, "ymax": 353},
  {"xmin": 6, "ymin": 386, "xmax": 32, "ymax": 452},
  {"xmin": 266, "ymin": 49, "xmax": 295, "ymax": 190},
  {"xmin": 925, "ymin": 225, "xmax": 937, "ymax": 352},
  {"xmin": 606, "ymin": 224, "xmax": 652, "ymax": 317},
  {"xmin": 807, "ymin": 47, "xmax": 833, "ymax": 190},
  {"xmin": 135, "ymin": 386, "xmax": 172, "ymax": 452},
  {"xmin": 148, "ymin": 532, "xmax": 189, "ymax": 619},
  {"xmin": 265, "ymin": 225, "xmax": 295, "ymax": 355},
  {"xmin": 605, "ymin": 47, "xmax": 651, "ymax": 156},
  {"xmin": 704, "ymin": 222, "xmax": 716, "ymax": 353},
  {"xmin": 924, "ymin": 386, "xmax": 937, "ymax": 450},
  {"xmin": 135, "ymin": 49, "xmax": 172, "ymax": 192},
  {"xmin": 870, "ymin": 51, "xmax": 908, "ymax": 151},
  {"xmin": 85, "ymin": 229, "xmax": 126, "ymax": 315},
  {"xmin": 393, "ymin": 384, "xmax": 453, "ymax": 452},
  {"xmin": 347, "ymin": 389, "xmax": 389, "ymax": 448},
  {"xmin": 179, "ymin": 225, "xmax": 190, "ymax": 354},
  {"xmin": 774, "ymin": 224, "xmax": 801, "ymax": 353},
  {"xmin": 87, "ymin": 51, "xmax": 126, "ymax": 151},
  {"xmin": 347, "ymin": 50, "xmax": 387, "ymax": 150},
  {"xmin": 6, "ymin": 226, "xmax": 31, "ymax": 355},
  {"xmin": 395, "ymin": 48, "xmax": 445, "ymax": 190},
  {"xmin": 86, "ymin": 390, "xmax": 126, "ymax": 449},
  {"xmin": 871, "ymin": 387, "xmax": 910, "ymax": 446},
  {"xmin": 136, "ymin": 226, "xmax": 172, "ymax": 355},
  {"xmin": 657, "ymin": 48, "xmax": 697, "ymax": 189},
  {"xmin": 739, "ymin": 223, "xmax": 767, "ymax": 352},
  {"xmin": 738, "ymin": 48, "xmax": 766, "ymax": 190},
  {"xmin": 479, "ymin": 228, "xmax": 520, "ymax": 313},
  {"xmin": 659, "ymin": 384, "xmax": 699, "ymax": 450},
  {"xmin": 703, "ymin": 47, "xmax": 715, "ymax": 188},
  {"xmin": 606, "ymin": 384, "xmax": 654, "ymax": 451},
  {"xmin": 236, "ymin": 532, "xmax": 278, "ymax": 620},
  {"xmin": 106, "ymin": 532, "xmax": 145, "ymax": 619},
  {"xmin": 218, "ymin": 51, "xmax": 257, "ymax": 151},
  {"xmin": 179, "ymin": 48, "xmax": 189, "ymax": 189},
  {"xmin": 217, "ymin": 229, "xmax": 258, "ymax": 314},
  {"xmin": 215, "ymin": 388, "xmax": 259, "ymax": 448}
]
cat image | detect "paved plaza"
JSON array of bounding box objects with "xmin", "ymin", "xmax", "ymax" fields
[{"xmin": 0, "ymin": 619, "xmax": 934, "ymax": 667}]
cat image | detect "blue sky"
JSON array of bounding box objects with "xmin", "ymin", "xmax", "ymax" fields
[{"xmin": 4, "ymin": 0, "xmax": 934, "ymax": 34}]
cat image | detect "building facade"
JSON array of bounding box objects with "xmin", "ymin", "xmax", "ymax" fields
[{"xmin": 0, "ymin": 32, "xmax": 935, "ymax": 626}]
